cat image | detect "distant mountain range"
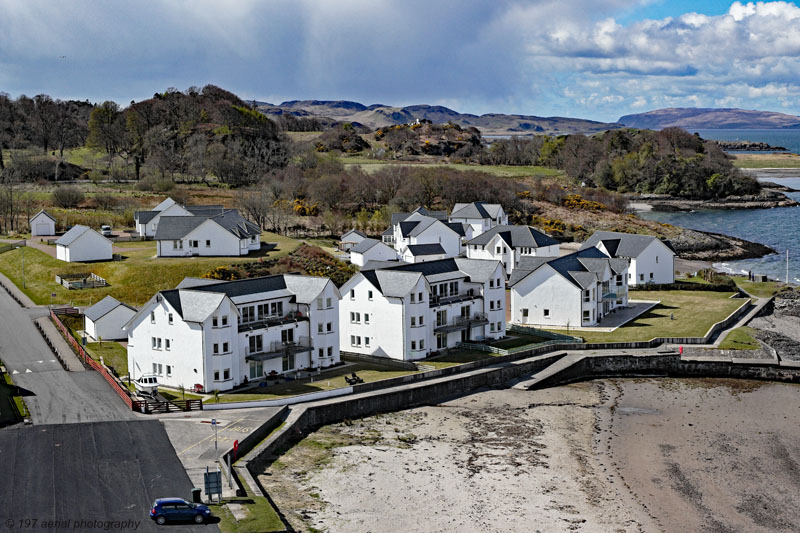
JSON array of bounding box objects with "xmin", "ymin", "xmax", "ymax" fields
[
  {"xmin": 618, "ymin": 108, "xmax": 800, "ymax": 130},
  {"xmin": 253, "ymin": 100, "xmax": 623, "ymax": 135}
]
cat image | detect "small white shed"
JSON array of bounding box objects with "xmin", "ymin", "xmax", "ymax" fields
[
  {"xmin": 30, "ymin": 210, "xmax": 56, "ymax": 236},
  {"xmin": 55, "ymin": 225, "xmax": 113, "ymax": 262},
  {"xmin": 84, "ymin": 295, "xmax": 137, "ymax": 341},
  {"xmin": 350, "ymin": 238, "xmax": 397, "ymax": 267}
]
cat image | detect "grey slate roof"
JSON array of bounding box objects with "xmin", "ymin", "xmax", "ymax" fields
[
  {"xmin": 444, "ymin": 222, "xmax": 467, "ymax": 237},
  {"xmin": 361, "ymin": 270, "xmax": 423, "ymax": 298},
  {"xmin": 176, "ymin": 277, "xmax": 226, "ymax": 289},
  {"xmin": 186, "ymin": 205, "xmax": 225, "ymax": 216},
  {"xmin": 381, "ymin": 226, "xmax": 393, "ymax": 236},
  {"xmin": 466, "ymin": 225, "xmax": 559, "ymax": 248},
  {"xmin": 31, "ymin": 209, "xmax": 56, "ymax": 222},
  {"xmin": 362, "ymin": 256, "xmax": 502, "ymax": 296},
  {"xmin": 341, "ymin": 229, "xmax": 367, "ymax": 240},
  {"xmin": 391, "ymin": 207, "xmax": 447, "ymax": 225},
  {"xmin": 510, "ymin": 247, "xmax": 627, "ymax": 290},
  {"xmin": 406, "ymin": 244, "xmax": 446, "ymax": 256},
  {"xmin": 579, "ymin": 230, "xmax": 676, "ymax": 258},
  {"xmin": 350, "ymin": 238, "xmax": 383, "ymax": 254},
  {"xmin": 55, "ymin": 225, "xmax": 96, "ymax": 246},
  {"xmin": 135, "ymin": 210, "xmax": 159, "ymax": 224},
  {"xmin": 153, "ymin": 216, "xmax": 207, "ymax": 240},
  {"xmin": 284, "ymin": 274, "xmax": 332, "ymax": 304},
  {"xmin": 84, "ymin": 295, "xmax": 136, "ymax": 322},
  {"xmin": 154, "ymin": 210, "xmax": 260, "ymax": 240}
]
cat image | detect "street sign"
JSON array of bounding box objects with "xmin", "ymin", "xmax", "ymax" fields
[
  {"xmin": 211, "ymin": 418, "xmax": 218, "ymax": 451},
  {"xmin": 204, "ymin": 468, "xmax": 222, "ymax": 501}
]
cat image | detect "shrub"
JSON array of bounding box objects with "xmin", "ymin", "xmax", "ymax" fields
[
  {"xmin": 51, "ymin": 186, "xmax": 85, "ymax": 208},
  {"xmin": 93, "ymin": 193, "xmax": 117, "ymax": 210},
  {"xmin": 136, "ymin": 176, "xmax": 176, "ymax": 192}
]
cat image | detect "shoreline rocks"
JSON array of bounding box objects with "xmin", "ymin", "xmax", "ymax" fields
[
  {"xmin": 630, "ymin": 190, "xmax": 799, "ymax": 212},
  {"xmin": 715, "ymin": 140, "xmax": 789, "ymax": 151}
]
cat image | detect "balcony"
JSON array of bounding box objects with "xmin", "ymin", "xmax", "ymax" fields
[
  {"xmin": 434, "ymin": 313, "xmax": 489, "ymax": 332},
  {"xmin": 603, "ymin": 287, "xmax": 627, "ymax": 300},
  {"xmin": 429, "ymin": 290, "xmax": 480, "ymax": 308},
  {"xmin": 245, "ymin": 336, "xmax": 313, "ymax": 362},
  {"xmin": 238, "ymin": 311, "xmax": 308, "ymax": 333}
]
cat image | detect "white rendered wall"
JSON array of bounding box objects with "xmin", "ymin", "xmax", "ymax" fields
[
  {"xmin": 30, "ymin": 214, "xmax": 55, "ymax": 236},
  {"xmin": 86, "ymin": 306, "xmax": 136, "ymax": 341},
  {"xmin": 511, "ymin": 267, "xmax": 583, "ymax": 327}
]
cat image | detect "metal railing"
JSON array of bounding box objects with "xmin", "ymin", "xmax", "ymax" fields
[
  {"xmin": 247, "ymin": 336, "xmax": 314, "ymax": 359},
  {"xmin": 238, "ymin": 310, "xmax": 307, "ymax": 332},
  {"xmin": 434, "ymin": 313, "xmax": 489, "ymax": 332},
  {"xmin": 429, "ymin": 290, "xmax": 478, "ymax": 307}
]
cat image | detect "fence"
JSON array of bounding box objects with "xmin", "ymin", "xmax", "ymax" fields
[
  {"xmin": 0, "ymin": 278, "xmax": 24, "ymax": 307},
  {"xmin": 49, "ymin": 309, "xmax": 133, "ymax": 409},
  {"xmin": 131, "ymin": 398, "xmax": 203, "ymax": 414},
  {"xmin": 55, "ymin": 272, "xmax": 108, "ymax": 289},
  {"xmin": 0, "ymin": 240, "xmax": 26, "ymax": 255}
]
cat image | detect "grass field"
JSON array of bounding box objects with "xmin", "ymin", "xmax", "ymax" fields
[
  {"xmin": 562, "ymin": 290, "xmax": 747, "ymax": 343},
  {"xmin": 733, "ymin": 278, "xmax": 785, "ymax": 298},
  {"xmin": 489, "ymin": 333, "xmax": 550, "ymax": 349},
  {"xmin": 0, "ymin": 232, "xmax": 301, "ymax": 307},
  {"xmin": 733, "ymin": 153, "xmax": 800, "ymax": 168},
  {"xmin": 210, "ymin": 495, "xmax": 285, "ymax": 533},
  {"xmin": 208, "ymin": 363, "xmax": 419, "ymax": 403},
  {"xmin": 718, "ymin": 326, "xmax": 761, "ymax": 350},
  {"xmin": 340, "ymin": 156, "xmax": 564, "ymax": 179}
]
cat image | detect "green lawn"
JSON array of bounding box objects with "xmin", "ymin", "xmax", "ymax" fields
[
  {"xmin": 209, "ymin": 496, "xmax": 285, "ymax": 533},
  {"xmin": 207, "ymin": 363, "xmax": 419, "ymax": 403},
  {"xmin": 0, "ymin": 231, "xmax": 300, "ymax": 307},
  {"xmin": 84, "ymin": 341, "xmax": 128, "ymax": 375},
  {"xmin": 562, "ymin": 290, "xmax": 747, "ymax": 343},
  {"xmin": 719, "ymin": 326, "xmax": 761, "ymax": 350},
  {"xmin": 733, "ymin": 278, "xmax": 784, "ymax": 298},
  {"xmin": 422, "ymin": 350, "xmax": 494, "ymax": 369},
  {"xmin": 158, "ymin": 388, "xmax": 204, "ymax": 402},
  {"xmin": 489, "ymin": 333, "xmax": 550, "ymax": 349},
  {"xmin": 733, "ymin": 158, "xmax": 800, "ymax": 168},
  {"xmin": 340, "ymin": 157, "xmax": 564, "ymax": 179}
]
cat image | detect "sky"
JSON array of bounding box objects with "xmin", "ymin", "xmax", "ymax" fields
[{"xmin": 1, "ymin": 0, "xmax": 799, "ymax": 122}]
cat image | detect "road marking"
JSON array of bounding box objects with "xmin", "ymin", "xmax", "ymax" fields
[
  {"xmin": 37, "ymin": 360, "xmax": 43, "ymax": 364},
  {"xmin": 175, "ymin": 416, "xmax": 249, "ymax": 456},
  {"xmin": 12, "ymin": 370, "xmax": 18, "ymax": 374},
  {"xmin": 25, "ymin": 368, "xmax": 32, "ymax": 373}
]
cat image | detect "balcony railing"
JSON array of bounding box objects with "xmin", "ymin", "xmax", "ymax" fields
[
  {"xmin": 602, "ymin": 287, "xmax": 627, "ymax": 300},
  {"xmin": 434, "ymin": 313, "xmax": 489, "ymax": 332},
  {"xmin": 238, "ymin": 311, "xmax": 308, "ymax": 332},
  {"xmin": 429, "ymin": 290, "xmax": 479, "ymax": 308},
  {"xmin": 245, "ymin": 336, "xmax": 314, "ymax": 361}
]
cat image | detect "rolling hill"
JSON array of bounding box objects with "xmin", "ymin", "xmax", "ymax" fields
[
  {"xmin": 618, "ymin": 108, "xmax": 800, "ymax": 130},
  {"xmin": 252, "ymin": 99, "xmax": 623, "ymax": 135}
]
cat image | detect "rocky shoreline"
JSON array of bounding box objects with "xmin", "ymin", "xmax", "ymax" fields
[
  {"xmin": 631, "ymin": 189, "xmax": 799, "ymax": 212},
  {"xmin": 715, "ymin": 140, "xmax": 788, "ymax": 151},
  {"xmin": 670, "ymin": 228, "xmax": 775, "ymax": 261}
]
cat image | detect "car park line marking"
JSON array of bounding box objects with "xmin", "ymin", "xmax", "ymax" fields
[{"xmin": 176, "ymin": 416, "xmax": 248, "ymax": 455}]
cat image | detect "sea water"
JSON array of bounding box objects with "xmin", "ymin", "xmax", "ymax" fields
[{"xmin": 692, "ymin": 128, "xmax": 800, "ymax": 154}]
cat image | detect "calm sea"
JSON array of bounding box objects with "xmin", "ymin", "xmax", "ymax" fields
[{"xmin": 692, "ymin": 128, "xmax": 800, "ymax": 154}]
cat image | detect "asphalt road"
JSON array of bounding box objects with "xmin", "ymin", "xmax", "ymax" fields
[
  {"xmin": 0, "ymin": 420, "xmax": 219, "ymax": 532},
  {"xmin": 0, "ymin": 288, "xmax": 135, "ymax": 424}
]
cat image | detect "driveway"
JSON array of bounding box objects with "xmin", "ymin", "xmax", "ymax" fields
[{"xmin": 0, "ymin": 287, "xmax": 135, "ymax": 424}]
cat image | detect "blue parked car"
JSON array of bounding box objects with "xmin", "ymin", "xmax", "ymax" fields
[{"xmin": 150, "ymin": 498, "xmax": 212, "ymax": 525}]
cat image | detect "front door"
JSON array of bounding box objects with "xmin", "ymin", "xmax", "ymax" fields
[
  {"xmin": 460, "ymin": 329, "xmax": 470, "ymax": 342},
  {"xmin": 436, "ymin": 333, "xmax": 447, "ymax": 349}
]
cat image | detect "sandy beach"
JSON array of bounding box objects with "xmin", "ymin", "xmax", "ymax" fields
[{"xmin": 257, "ymin": 377, "xmax": 800, "ymax": 532}]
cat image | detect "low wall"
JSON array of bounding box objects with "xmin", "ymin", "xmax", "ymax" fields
[{"xmin": 341, "ymin": 351, "xmax": 418, "ymax": 370}]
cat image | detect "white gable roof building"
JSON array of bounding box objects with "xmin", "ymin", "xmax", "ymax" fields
[
  {"xmin": 449, "ymin": 201, "xmax": 508, "ymax": 238},
  {"xmin": 466, "ymin": 225, "xmax": 560, "ymax": 276},
  {"xmin": 350, "ymin": 238, "xmax": 397, "ymax": 267},
  {"xmin": 579, "ymin": 231, "xmax": 675, "ymax": 285},
  {"xmin": 125, "ymin": 274, "xmax": 340, "ymax": 392},
  {"xmin": 30, "ymin": 210, "xmax": 56, "ymax": 236},
  {"xmin": 84, "ymin": 295, "xmax": 137, "ymax": 341},
  {"xmin": 55, "ymin": 225, "xmax": 113, "ymax": 262},
  {"xmin": 155, "ymin": 210, "xmax": 261, "ymax": 257}
]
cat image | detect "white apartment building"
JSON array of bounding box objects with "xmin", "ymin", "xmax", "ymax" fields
[
  {"xmin": 448, "ymin": 201, "xmax": 508, "ymax": 238},
  {"xmin": 509, "ymin": 248, "xmax": 629, "ymax": 328},
  {"xmin": 389, "ymin": 211, "xmax": 466, "ymax": 259},
  {"xmin": 125, "ymin": 274, "xmax": 340, "ymax": 392},
  {"xmin": 381, "ymin": 207, "xmax": 447, "ymax": 246},
  {"xmin": 339, "ymin": 257, "xmax": 507, "ymax": 361},
  {"xmin": 579, "ymin": 231, "xmax": 676, "ymax": 285},
  {"xmin": 465, "ymin": 225, "xmax": 561, "ymax": 277}
]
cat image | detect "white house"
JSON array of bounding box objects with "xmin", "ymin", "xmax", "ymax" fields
[
  {"xmin": 448, "ymin": 201, "xmax": 508, "ymax": 238},
  {"xmin": 509, "ymin": 248, "xmax": 629, "ymax": 328},
  {"xmin": 389, "ymin": 211, "xmax": 465, "ymax": 259},
  {"xmin": 30, "ymin": 210, "xmax": 56, "ymax": 236},
  {"xmin": 55, "ymin": 225, "xmax": 113, "ymax": 262},
  {"xmin": 124, "ymin": 274, "xmax": 340, "ymax": 392},
  {"xmin": 84, "ymin": 295, "xmax": 137, "ymax": 341},
  {"xmin": 134, "ymin": 197, "xmax": 225, "ymax": 237},
  {"xmin": 339, "ymin": 257, "xmax": 507, "ymax": 361},
  {"xmin": 400, "ymin": 243, "xmax": 447, "ymax": 263},
  {"xmin": 579, "ymin": 231, "xmax": 676, "ymax": 285},
  {"xmin": 154, "ymin": 210, "xmax": 261, "ymax": 257},
  {"xmin": 466, "ymin": 225, "xmax": 560, "ymax": 276},
  {"xmin": 339, "ymin": 229, "xmax": 368, "ymax": 252},
  {"xmin": 350, "ymin": 238, "xmax": 397, "ymax": 267},
  {"xmin": 382, "ymin": 207, "xmax": 447, "ymax": 246}
]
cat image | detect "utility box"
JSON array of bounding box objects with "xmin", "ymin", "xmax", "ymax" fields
[{"xmin": 191, "ymin": 487, "xmax": 202, "ymax": 503}]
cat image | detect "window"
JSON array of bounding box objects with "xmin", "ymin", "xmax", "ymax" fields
[
  {"xmin": 326, "ymin": 297, "xmax": 332, "ymax": 308},
  {"xmin": 213, "ymin": 344, "xmax": 219, "ymax": 355},
  {"xmin": 206, "ymin": 240, "xmax": 211, "ymax": 248},
  {"xmin": 496, "ymin": 278, "xmax": 501, "ymax": 288},
  {"xmin": 351, "ymin": 335, "xmax": 356, "ymax": 346},
  {"xmin": 490, "ymin": 279, "xmax": 494, "ymax": 288},
  {"xmin": 490, "ymin": 323, "xmax": 495, "ymax": 332},
  {"xmin": 543, "ymin": 309, "xmax": 550, "ymax": 317},
  {"xmin": 411, "ymin": 340, "xmax": 417, "ymax": 350},
  {"xmin": 166, "ymin": 365, "xmax": 172, "ymax": 377},
  {"xmin": 350, "ymin": 312, "xmax": 360, "ymax": 323},
  {"xmin": 419, "ymin": 339, "xmax": 424, "ymax": 350},
  {"xmin": 223, "ymin": 368, "xmax": 230, "ymax": 380},
  {"xmin": 156, "ymin": 363, "xmax": 163, "ymax": 376},
  {"xmin": 165, "ymin": 339, "xmax": 171, "ymax": 350},
  {"xmin": 221, "ymin": 315, "xmax": 228, "ymax": 326},
  {"xmin": 212, "ymin": 316, "xmax": 218, "ymax": 327},
  {"xmin": 156, "ymin": 338, "xmax": 162, "ymax": 350},
  {"xmin": 318, "ymin": 323, "xmax": 323, "ymax": 333},
  {"xmin": 497, "ymin": 321, "xmax": 502, "ymax": 331},
  {"xmin": 497, "ymin": 299, "xmax": 502, "ymax": 309},
  {"xmin": 490, "ymin": 300, "xmax": 495, "ymax": 310},
  {"xmin": 151, "ymin": 337, "xmax": 158, "ymax": 349},
  {"xmin": 656, "ymin": 255, "xmax": 659, "ymax": 264},
  {"xmin": 222, "ymin": 342, "xmax": 229, "ymax": 353},
  {"xmin": 153, "ymin": 363, "xmax": 158, "ymax": 374},
  {"xmin": 214, "ymin": 370, "xmax": 220, "ymax": 381},
  {"xmin": 418, "ymin": 292, "xmax": 423, "ymax": 302},
  {"xmin": 249, "ymin": 335, "xmax": 263, "ymax": 354},
  {"xmin": 318, "ymin": 348, "xmax": 324, "ymax": 358},
  {"xmin": 639, "ymin": 274, "xmax": 644, "ymax": 281},
  {"xmin": 191, "ymin": 240, "xmax": 198, "ymax": 248},
  {"xmin": 418, "ymin": 315, "xmax": 424, "ymax": 325},
  {"xmin": 410, "ymin": 293, "xmax": 416, "ymax": 303},
  {"xmin": 327, "ymin": 346, "xmax": 333, "ymax": 356},
  {"xmin": 270, "ymin": 302, "xmax": 283, "ymax": 316},
  {"xmin": 150, "ymin": 312, "xmax": 155, "ymax": 324},
  {"xmin": 583, "ymin": 290, "xmax": 590, "ymax": 302},
  {"xmin": 368, "ymin": 290, "xmax": 373, "ymax": 301},
  {"xmin": 496, "ymin": 246, "xmax": 501, "ymax": 254},
  {"xmin": 350, "ymin": 289, "xmax": 355, "ymax": 300},
  {"xmin": 168, "ymin": 313, "xmax": 173, "ymax": 324},
  {"xmin": 522, "ymin": 308, "xmax": 529, "ymax": 318},
  {"xmin": 650, "ymin": 272, "xmax": 654, "ymax": 280},
  {"xmin": 365, "ymin": 337, "xmax": 370, "ymax": 347},
  {"xmin": 317, "ymin": 298, "xmax": 323, "ymax": 310},
  {"xmin": 327, "ymin": 322, "xmax": 332, "ymax": 332},
  {"xmin": 282, "ymin": 352, "xmax": 295, "ymax": 372},
  {"xmin": 583, "ymin": 310, "xmax": 590, "ymax": 321},
  {"xmin": 364, "ymin": 313, "xmax": 370, "ymax": 324},
  {"xmin": 628, "ymin": 273, "xmax": 632, "ymax": 279},
  {"xmin": 411, "ymin": 316, "xmax": 416, "ymax": 327}
]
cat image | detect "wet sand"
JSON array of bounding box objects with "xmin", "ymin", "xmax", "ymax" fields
[{"xmin": 260, "ymin": 379, "xmax": 800, "ymax": 532}]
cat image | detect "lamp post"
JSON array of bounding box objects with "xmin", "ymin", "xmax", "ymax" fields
[{"xmin": 21, "ymin": 244, "xmax": 25, "ymax": 289}]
